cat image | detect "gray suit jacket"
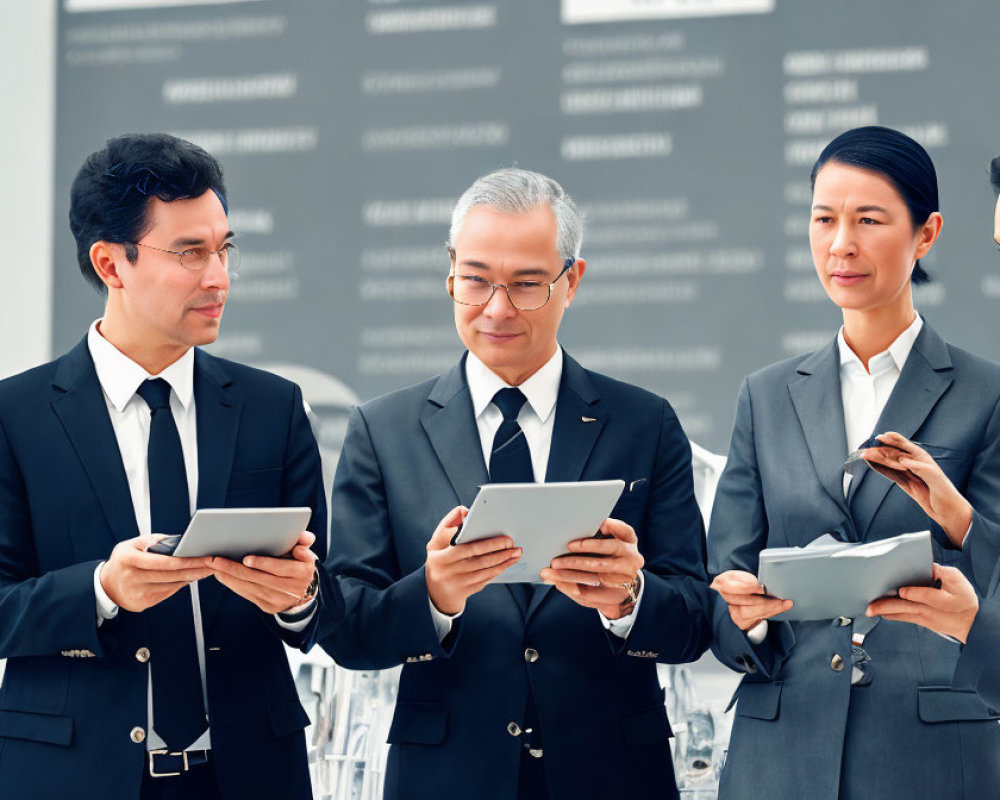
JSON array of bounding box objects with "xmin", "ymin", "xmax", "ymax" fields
[{"xmin": 708, "ymin": 321, "xmax": 1000, "ymax": 800}]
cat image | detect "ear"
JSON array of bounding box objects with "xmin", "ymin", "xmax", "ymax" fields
[
  {"xmin": 563, "ymin": 258, "xmax": 586, "ymax": 308},
  {"xmin": 914, "ymin": 212, "xmax": 943, "ymax": 260},
  {"xmin": 89, "ymin": 241, "xmax": 125, "ymax": 290}
]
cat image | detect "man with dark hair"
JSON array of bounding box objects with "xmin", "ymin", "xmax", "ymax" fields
[
  {"xmin": 321, "ymin": 167, "xmax": 711, "ymax": 800},
  {"xmin": 0, "ymin": 133, "xmax": 341, "ymax": 799}
]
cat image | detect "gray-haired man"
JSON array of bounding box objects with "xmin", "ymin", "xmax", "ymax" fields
[{"xmin": 320, "ymin": 168, "xmax": 711, "ymax": 800}]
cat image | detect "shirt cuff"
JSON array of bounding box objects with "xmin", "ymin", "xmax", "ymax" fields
[
  {"xmin": 746, "ymin": 620, "xmax": 768, "ymax": 644},
  {"xmin": 960, "ymin": 517, "xmax": 974, "ymax": 550},
  {"xmin": 94, "ymin": 561, "xmax": 119, "ymax": 625},
  {"xmin": 275, "ymin": 598, "xmax": 317, "ymax": 632},
  {"xmin": 599, "ymin": 573, "xmax": 646, "ymax": 639},
  {"xmin": 429, "ymin": 597, "xmax": 463, "ymax": 642}
]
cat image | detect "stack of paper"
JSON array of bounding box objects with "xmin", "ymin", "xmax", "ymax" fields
[{"xmin": 757, "ymin": 530, "xmax": 933, "ymax": 621}]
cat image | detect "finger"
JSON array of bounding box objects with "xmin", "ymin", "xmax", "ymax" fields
[
  {"xmin": 897, "ymin": 585, "xmax": 955, "ymax": 608},
  {"xmin": 711, "ymin": 571, "xmax": 765, "ymax": 594},
  {"xmin": 427, "ymin": 506, "xmax": 468, "ymax": 550},
  {"xmin": 134, "ymin": 567, "xmax": 216, "ymax": 584},
  {"xmin": 570, "ymin": 583, "xmax": 630, "ymax": 605},
  {"xmin": 126, "ymin": 548, "xmax": 211, "ymax": 570},
  {"xmin": 875, "ymin": 432, "xmax": 922, "ymax": 455},
  {"xmin": 450, "ymin": 535, "xmax": 515, "ymax": 560},
  {"xmin": 566, "ymin": 537, "xmax": 623, "ymax": 555},
  {"xmin": 717, "ymin": 590, "xmax": 779, "ymax": 606},
  {"xmin": 210, "ymin": 557, "xmax": 303, "ymax": 596},
  {"xmin": 288, "ymin": 544, "xmax": 319, "ymax": 564},
  {"xmin": 540, "ymin": 567, "xmax": 602, "ymax": 587},
  {"xmin": 867, "ymin": 597, "xmax": 928, "ymax": 617},
  {"xmin": 213, "ymin": 573, "xmax": 292, "ymax": 612},
  {"xmin": 735, "ymin": 598, "xmax": 791, "ymax": 620},
  {"xmin": 242, "ymin": 553, "xmax": 316, "ymax": 577},
  {"xmin": 462, "ymin": 553, "xmax": 523, "ymax": 587},
  {"xmin": 597, "ymin": 517, "xmax": 638, "ymax": 544},
  {"xmin": 456, "ymin": 547, "xmax": 522, "ymax": 574},
  {"xmin": 551, "ymin": 555, "xmax": 632, "ymax": 574},
  {"xmin": 295, "ymin": 530, "xmax": 317, "ymax": 548}
]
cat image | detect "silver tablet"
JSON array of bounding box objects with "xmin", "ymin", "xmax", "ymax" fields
[
  {"xmin": 164, "ymin": 507, "xmax": 312, "ymax": 559},
  {"xmin": 454, "ymin": 480, "xmax": 626, "ymax": 583}
]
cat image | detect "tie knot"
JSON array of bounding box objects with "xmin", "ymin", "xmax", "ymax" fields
[
  {"xmin": 137, "ymin": 378, "xmax": 172, "ymax": 411},
  {"xmin": 492, "ymin": 387, "xmax": 527, "ymax": 422}
]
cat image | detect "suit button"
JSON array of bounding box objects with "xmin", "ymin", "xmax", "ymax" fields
[
  {"xmin": 130, "ymin": 726, "xmax": 146, "ymax": 744},
  {"xmin": 135, "ymin": 647, "xmax": 150, "ymax": 663},
  {"xmin": 524, "ymin": 648, "xmax": 539, "ymax": 663},
  {"xmin": 831, "ymin": 654, "xmax": 845, "ymax": 672},
  {"xmin": 507, "ymin": 722, "xmax": 522, "ymax": 737}
]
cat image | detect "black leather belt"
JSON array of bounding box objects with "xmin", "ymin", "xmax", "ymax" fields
[{"xmin": 148, "ymin": 749, "xmax": 210, "ymax": 778}]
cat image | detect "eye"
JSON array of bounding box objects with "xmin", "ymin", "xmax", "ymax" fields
[
  {"xmin": 510, "ymin": 281, "xmax": 545, "ymax": 290},
  {"xmin": 457, "ymin": 274, "xmax": 490, "ymax": 285},
  {"xmin": 812, "ymin": 216, "xmax": 833, "ymax": 224},
  {"xmin": 859, "ymin": 217, "xmax": 880, "ymax": 225},
  {"xmin": 180, "ymin": 248, "xmax": 208, "ymax": 259}
]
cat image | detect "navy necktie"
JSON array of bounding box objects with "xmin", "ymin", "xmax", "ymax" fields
[
  {"xmin": 137, "ymin": 378, "xmax": 207, "ymax": 751},
  {"xmin": 489, "ymin": 388, "xmax": 534, "ymax": 484}
]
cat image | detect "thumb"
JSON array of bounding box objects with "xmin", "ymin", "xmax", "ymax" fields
[{"xmin": 427, "ymin": 506, "xmax": 468, "ymax": 550}]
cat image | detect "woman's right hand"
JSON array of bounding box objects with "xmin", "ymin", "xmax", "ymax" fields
[{"xmin": 711, "ymin": 570, "xmax": 793, "ymax": 631}]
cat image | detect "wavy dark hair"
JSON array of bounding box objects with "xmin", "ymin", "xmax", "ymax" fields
[
  {"xmin": 811, "ymin": 126, "xmax": 938, "ymax": 285},
  {"xmin": 990, "ymin": 155, "xmax": 1000, "ymax": 197},
  {"xmin": 68, "ymin": 133, "xmax": 227, "ymax": 293}
]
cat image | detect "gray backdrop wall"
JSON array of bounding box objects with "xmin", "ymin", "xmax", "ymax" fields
[{"xmin": 50, "ymin": 0, "xmax": 1000, "ymax": 452}]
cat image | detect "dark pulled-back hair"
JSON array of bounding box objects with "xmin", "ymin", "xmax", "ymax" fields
[
  {"xmin": 810, "ymin": 125, "xmax": 938, "ymax": 285},
  {"xmin": 68, "ymin": 133, "xmax": 227, "ymax": 293},
  {"xmin": 990, "ymin": 155, "xmax": 1000, "ymax": 197}
]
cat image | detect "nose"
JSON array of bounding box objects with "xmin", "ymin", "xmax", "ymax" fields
[
  {"xmin": 201, "ymin": 251, "xmax": 230, "ymax": 291},
  {"xmin": 829, "ymin": 221, "xmax": 856, "ymax": 258},
  {"xmin": 482, "ymin": 283, "xmax": 517, "ymax": 318}
]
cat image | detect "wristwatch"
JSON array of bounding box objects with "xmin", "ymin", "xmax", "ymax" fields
[
  {"xmin": 279, "ymin": 569, "xmax": 320, "ymax": 621},
  {"xmin": 620, "ymin": 572, "xmax": 642, "ymax": 614}
]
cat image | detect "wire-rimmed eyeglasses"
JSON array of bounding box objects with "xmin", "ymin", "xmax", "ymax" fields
[
  {"xmin": 132, "ymin": 241, "xmax": 240, "ymax": 273},
  {"xmin": 447, "ymin": 249, "xmax": 575, "ymax": 312}
]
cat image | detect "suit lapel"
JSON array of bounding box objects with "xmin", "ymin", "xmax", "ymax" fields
[
  {"xmin": 787, "ymin": 338, "xmax": 852, "ymax": 520},
  {"xmin": 192, "ymin": 350, "xmax": 241, "ymax": 632},
  {"xmin": 527, "ymin": 353, "xmax": 606, "ymax": 620},
  {"xmin": 851, "ymin": 324, "xmax": 954, "ymax": 540},
  {"xmin": 50, "ymin": 338, "xmax": 138, "ymax": 548},
  {"xmin": 420, "ymin": 356, "xmax": 489, "ymax": 509}
]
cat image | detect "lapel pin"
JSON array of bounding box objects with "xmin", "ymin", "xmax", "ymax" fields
[{"xmin": 581, "ymin": 416, "xmax": 597, "ymax": 423}]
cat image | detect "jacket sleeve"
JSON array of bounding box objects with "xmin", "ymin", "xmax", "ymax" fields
[
  {"xmin": 707, "ymin": 378, "xmax": 795, "ymax": 679},
  {"xmin": 952, "ymin": 597, "xmax": 1000, "ymax": 711},
  {"xmin": 958, "ymin": 394, "xmax": 1000, "ymax": 593},
  {"xmin": 317, "ymin": 406, "xmax": 460, "ymax": 670},
  {"xmin": 264, "ymin": 382, "xmax": 344, "ymax": 651},
  {"xmin": 0, "ymin": 413, "xmax": 110, "ymax": 659},
  {"xmin": 609, "ymin": 399, "xmax": 712, "ymax": 664}
]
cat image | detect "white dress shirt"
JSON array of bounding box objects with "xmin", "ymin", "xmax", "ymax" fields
[
  {"xmin": 87, "ymin": 320, "xmax": 309, "ymax": 752},
  {"xmin": 747, "ymin": 315, "xmax": 923, "ymax": 646},
  {"xmin": 428, "ymin": 347, "xmax": 644, "ymax": 640}
]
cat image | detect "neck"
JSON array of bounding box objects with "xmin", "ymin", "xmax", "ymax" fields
[
  {"xmin": 841, "ymin": 295, "xmax": 916, "ymax": 371},
  {"xmin": 99, "ymin": 307, "xmax": 188, "ymax": 376}
]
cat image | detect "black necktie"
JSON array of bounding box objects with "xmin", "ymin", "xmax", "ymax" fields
[
  {"xmin": 489, "ymin": 388, "xmax": 534, "ymax": 484},
  {"xmin": 137, "ymin": 378, "xmax": 207, "ymax": 751}
]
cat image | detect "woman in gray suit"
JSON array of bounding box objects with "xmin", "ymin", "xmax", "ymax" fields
[
  {"xmin": 863, "ymin": 154, "xmax": 1000, "ymax": 712},
  {"xmin": 709, "ymin": 127, "xmax": 1000, "ymax": 800}
]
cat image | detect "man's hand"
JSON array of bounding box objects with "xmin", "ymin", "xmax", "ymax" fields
[
  {"xmin": 540, "ymin": 517, "xmax": 644, "ymax": 620},
  {"xmin": 425, "ymin": 506, "xmax": 522, "ymax": 616},
  {"xmin": 209, "ymin": 530, "xmax": 319, "ymax": 614},
  {"xmin": 711, "ymin": 570, "xmax": 792, "ymax": 631},
  {"xmin": 100, "ymin": 535, "xmax": 214, "ymax": 613},
  {"xmin": 866, "ymin": 563, "xmax": 979, "ymax": 643},
  {"xmin": 862, "ymin": 432, "xmax": 972, "ymax": 547}
]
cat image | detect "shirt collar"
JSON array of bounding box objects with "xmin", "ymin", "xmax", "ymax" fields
[
  {"xmin": 837, "ymin": 314, "xmax": 923, "ymax": 375},
  {"xmin": 465, "ymin": 347, "xmax": 563, "ymax": 424},
  {"xmin": 87, "ymin": 319, "xmax": 195, "ymax": 412}
]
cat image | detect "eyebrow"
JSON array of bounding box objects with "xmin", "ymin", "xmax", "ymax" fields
[
  {"xmin": 811, "ymin": 204, "xmax": 889, "ymax": 214},
  {"xmin": 457, "ymin": 259, "xmax": 552, "ymax": 278},
  {"xmin": 169, "ymin": 230, "xmax": 235, "ymax": 248}
]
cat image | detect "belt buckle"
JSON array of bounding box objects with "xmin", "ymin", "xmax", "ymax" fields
[{"xmin": 148, "ymin": 749, "xmax": 188, "ymax": 778}]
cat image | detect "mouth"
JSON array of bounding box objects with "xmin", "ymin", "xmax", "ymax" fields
[
  {"xmin": 830, "ymin": 270, "xmax": 868, "ymax": 286},
  {"xmin": 191, "ymin": 302, "xmax": 225, "ymax": 319},
  {"xmin": 479, "ymin": 331, "xmax": 521, "ymax": 343}
]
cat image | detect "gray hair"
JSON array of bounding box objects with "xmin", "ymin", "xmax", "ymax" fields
[{"xmin": 448, "ymin": 167, "xmax": 583, "ymax": 261}]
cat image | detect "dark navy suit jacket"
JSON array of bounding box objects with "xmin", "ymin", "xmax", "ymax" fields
[
  {"xmin": 0, "ymin": 337, "xmax": 342, "ymax": 799},
  {"xmin": 321, "ymin": 351, "xmax": 712, "ymax": 800},
  {"xmin": 708, "ymin": 322, "xmax": 1000, "ymax": 800}
]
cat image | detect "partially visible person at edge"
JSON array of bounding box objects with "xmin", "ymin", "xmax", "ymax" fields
[
  {"xmin": 865, "ymin": 152, "xmax": 1000, "ymax": 713},
  {"xmin": 709, "ymin": 126, "xmax": 1000, "ymax": 800},
  {"xmin": 0, "ymin": 133, "xmax": 343, "ymax": 800}
]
